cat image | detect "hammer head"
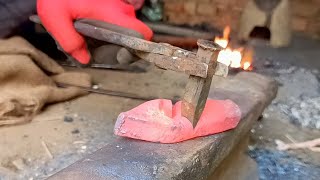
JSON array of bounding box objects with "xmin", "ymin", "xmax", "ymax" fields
[{"xmin": 181, "ymin": 39, "xmax": 222, "ymax": 127}]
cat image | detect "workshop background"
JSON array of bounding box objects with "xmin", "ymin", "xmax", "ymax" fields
[
  {"xmin": 0, "ymin": 0, "xmax": 319, "ymax": 180},
  {"xmin": 163, "ymin": 0, "xmax": 320, "ymax": 39}
]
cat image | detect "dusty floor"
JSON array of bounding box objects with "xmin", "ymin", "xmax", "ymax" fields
[
  {"xmin": 247, "ymin": 33, "xmax": 320, "ymax": 179},
  {"xmin": 249, "ymin": 112, "xmax": 320, "ymax": 180},
  {"xmin": 0, "ymin": 33, "xmax": 320, "ymax": 180}
]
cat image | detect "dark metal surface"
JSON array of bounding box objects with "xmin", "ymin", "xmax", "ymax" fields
[
  {"xmin": 74, "ymin": 22, "xmax": 175, "ymax": 56},
  {"xmin": 152, "ymin": 34, "xmax": 199, "ymax": 48},
  {"xmin": 58, "ymin": 60, "xmax": 147, "ymax": 72},
  {"xmin": 182, "ymin": 40, "xmax": 221, "ymax": 127},
  {"xmin": 74, "ymin": 23, "xmax": 214, "ymax": 78},
  {"xmin": 30, "ymin": 15, "xmax": 212, "ymax": 78},
  {"xmin": 78, "ymin": 19, "xmax": 144, "ymax": 39},
  {"xmin": 29, "ymin": 15, "xmax": 144, "ymax": 39},
  {"xmin": 57, "ymin": 82, "xmax": 179, "ymax": 102},
  {"xmin": 48, "ymin": 74, "xmax": 278, "ymax": 179},
  {"xmin": 30, "ymin": 15, "xmax": 227, "ymax": 128},
  {"xmin": 145, "ymin": 22, "xmax": 219, "ymax": 39},
  {"xmin": 135, "ymin": 52, "xmax": 208, "ymax": 78}
]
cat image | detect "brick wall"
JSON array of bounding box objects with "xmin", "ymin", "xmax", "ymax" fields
[
  {"xmin": 163, "ymin": 0, "xmax": 320, "ymax": 39},
  {"xmin": 291, "ymin": 0, "xmax": 320, "ymax": 38}
]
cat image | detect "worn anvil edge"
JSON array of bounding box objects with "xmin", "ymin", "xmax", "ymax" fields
[
  {"xmin": 48, "ymin": 72, "xmax": 278, "ymax": 180},
  {"xmin": 174, "ymin": 76, "xmax": 278, "ymax": 179}
]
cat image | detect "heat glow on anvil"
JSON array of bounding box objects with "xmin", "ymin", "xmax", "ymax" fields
[
  {"xmin": 47, "ymin": 72, "xmax": 278, "ymax": 180},
  {"xmin": 114, "ymin": 99, "xmax": 241, "ymax": 143}
]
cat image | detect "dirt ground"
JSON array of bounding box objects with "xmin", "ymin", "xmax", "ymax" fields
[
  {"xmin": 247, "ymin": 34, "xmax": 320, "ymax": 179},
  {"xmin": 0, "ymin": 33, "xmax": 320, "ymax": 179},
  {"xmin": 249, "ymin": 110, "xmax": 320, "ymax": 180}
]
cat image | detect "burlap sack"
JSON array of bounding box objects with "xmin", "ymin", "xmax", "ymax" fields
[{"xmin": 0, "ymin": 36, "xmax": 91, "ymax": 126}]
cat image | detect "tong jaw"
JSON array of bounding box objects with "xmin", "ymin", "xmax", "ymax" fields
[{"xmin": 30, "ymin": 15, "xmax": 226, "ymax": 128}]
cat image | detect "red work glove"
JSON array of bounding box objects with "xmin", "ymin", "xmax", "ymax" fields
[
  {"xmin": 37, "ymin": 0, "xmax": 153, "ymax": 65},
  {"xmin": 124, "ymin": 0, "xmax": 145, "ymax": 10}
]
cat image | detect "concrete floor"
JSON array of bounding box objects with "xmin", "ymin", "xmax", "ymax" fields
[{"xmin": 253, "ymin": 33, "xmax": 320, "ymax": 70}]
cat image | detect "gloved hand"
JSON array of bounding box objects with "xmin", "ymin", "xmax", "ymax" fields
[
  {"xmin": 124, "ymin": 0, "xmax": 145, "ymax": 10},
  {"xmin": 37, "ymin": 0, "xmax": 153, "ymax": 65}
]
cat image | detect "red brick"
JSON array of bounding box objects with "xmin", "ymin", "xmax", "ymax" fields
[
  {"xmin": 184, "ymin": 1, "xmax": 197, "ymax": 15},
  {"xmin": 230, "ymin": 0, "xmax": 249, "ymax": 9},
  {"xmin": 196, "ymin": 0, "xmax": 211, "ymax": 3},
  {"xmin": 163, "ymin": 1, "xmax": 185, "ymax": 13},
  {"xmin": 292, "ymin": 17, "xmax": 308, "ymax": 32},
  {"xmin": 312, "ymin": 0, "xmax": 320, "ymax": 4},
  {"xmin": 291, "ymin": 0, "xmax": 319, "ymax": 17},
  {"xmin": 164, "ymin": 12, "xmax": 190, "ymax": 25},
  {"xmin": 196, "ymin": 3, "xmax": 217, "ymax": 16},
  {"xmin": 306, "ymin": 19, "xmax": 320, "ymax": 38},
  {"xmin": 212, "ymin": 0, "xmax": 231, "ymax": 7}
]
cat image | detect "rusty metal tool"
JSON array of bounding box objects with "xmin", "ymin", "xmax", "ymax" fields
[
  {"xmin": 57, "ymin": 60, "xmax": 148, "ymax": 72},
  {"xmin": 30, "ymin": 15, "xmax": 228, "ymax": 127},
  {"xmin": 57, "ymin": 82, "xmax": 180, "ymax": 102},
  {"xmin": 182, "ymin": 40, "xmax": 221, "ymax": 126}
]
